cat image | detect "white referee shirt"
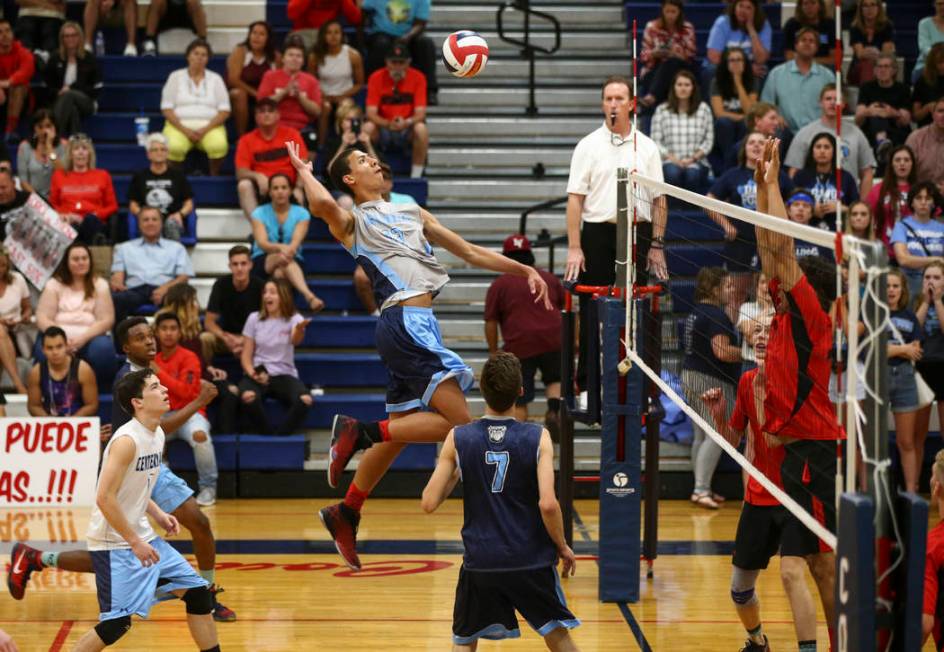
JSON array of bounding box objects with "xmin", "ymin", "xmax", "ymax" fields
[{"xmin": 566, "ymin": 123, "xmax": 664, "ymax": 224}]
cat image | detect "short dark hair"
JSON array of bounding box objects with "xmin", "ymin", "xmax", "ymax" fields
[
  {"xmin": 283, "ymin": 35, "xmax": 305, "ymax": 56},
  {"xmin": 43, "ymin": 326, "xmax": 67, "ymax": 343},
  {"xmin": 185, "ymin": 37, "xmax": 212, "ymax": 58},
  {"xmin": 138, "ymin": 205, "xmax": 162, "ymax": 221},
  {"xmin": 154, "ymin": 312, "xmax": 180, "ymax": 328},
  {"xmin": 798, "ymin": 256, "xmax": 838, "ymax": 311},
  {"xmin": 329, "ymin": 147, "xmax": 361, "ymax": 196},
  {"xmin": 114, "ymin": 369, "xmax": 155, "ymax": 417},
  {"xmin": 116, "ymin": 316, "xmax": 149, "ymax": 348},
  {"xmin": 908, "ymin": 180, "xmax": 943, "ymax": 211},
  {"xmin": 480, "ymin": 353, "xmax": 522, "ymax": 412},
  {"xmin": 601, "ymin": 75, "xmax": 632, "ymax": 99},
  {"xmin": 794, "ymin": 25, "xmax": 820, "ymax": 41},
  {"xmin": 229, "ymin": 244, "xmax": 251, "ymax": 259}
]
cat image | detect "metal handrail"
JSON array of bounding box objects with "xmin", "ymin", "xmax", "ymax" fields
[
  {"xmin": 517, "ymin": 194, "xmax": 567, "ymax": 272},
  {"xmin": 496, "ymin": 0, "xmax": 562, "ymax": 115}
]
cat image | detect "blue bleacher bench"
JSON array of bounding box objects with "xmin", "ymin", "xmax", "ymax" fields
[
  {"xmin": 166, "ymin": 434, "xmax": 238, "ymax": 471},
  {"xmin": 238, "ymin": 434, "xmax": 307, "ymax": 470}
]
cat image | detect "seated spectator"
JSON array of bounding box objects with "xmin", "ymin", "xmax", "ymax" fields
[
  {"xmin": 866, "ymin": 144, "xmax": 915, "ymax": 258},
  {"xmin": 915, "ymin": 262, "xmax": 944, "ymax": 427},
  {"xmin": 784, "ymin": 84, "xmax": 876, "ymax": 195},
  {"xmin": 35, "ymin": 241, "xmax": 116, "ymax": 389},
  {"xmin": 0, "ymin": 20, "xmax": 35, "ymax": 140},
  {"xmin": 759, "ymin": 27, "xmax": 832, "ymax": 133},
  {"xmin": 161, "ymin": 38, "xmax": 230, "ymax": 176},
  {"xmin": 287, "ymin": 0, "xmax": 360, "ymax": 52},
  {"xmin": 736, "ymin": 271, "xmax": 772, "ymax": 375},
  {"xmin": 258, "ymin": 37, "xmax": 320, "ymax": 156},
  {"xmin": 854, "ymin": 54, "xmax": 913, "ymax": 159},
  {"xmin": 141, "ymin": 0, "xmax": 208, "ymax": 56},
  {"xmin": 915, "ymin": 0, "xmax": 944, "ymax": 83},
  {"xmin": 82, "ymin": 0, "xmax": 137, "ymax": 56},
  {"xmin": 704, "ymin": 0, "xmax": 771, "ymax": 84},
  {"xmin": 848, "ymin": 0, "xmax": 895, "ymax": 85},
  {"xmin": 226, "ymin": 21, "xmax": 279, "ymax": 136},
  {"xmin": 891, "ymin": 181, "xmax": 944, "ymax": 297},
  {"xmin": 738, "ymin": 101, "xmax": 793, "ymax": 160},
  {"xmin": 782, "ymin": 0, "xmax": 834, "ymax": 66},
  {"xmin": 310, "ymin": 19, "xmax": 364, "ymax": 144},
  {"xmin": 110, "ymin": 206, "xmax": 194, "ymax": 324},
  {"xmin": 709, "ymin": 47, "xmax": 758, "ymax": 174},
  {"xmin": 0, "ymin": 171, "xmax": 29, "ymax": 228},
  {"xmin": 153, "ymin": 311, "xmax": 218, "ymax": 505},
  {"xmin": 239, "ymin": 278, "xmax": 313, "ymax": 435},
  {"xmin": 16, "ymin": 109, "xmax": 64, "ymax": 199},
  {"xmin": 364, "ymin": 42, "xmax": 428, "ymax": 178},
  {"xmin": 128, "ymin": 132, "xmax": 194, "ymax": 241},
  {"xmin": 15, "ymin": 0, "xmax": 65, "ymax": 61},
  {"xmin": 203, "ymin": 244, "xmax": 263, "ymax": 362},
  {"xmin": 638, "ymin": 0, "xmax": 696, "ymax": 109},
  {"xmin": 785, "ymin": 188, "xmax": 833, "ymax": 259},
  {"xmin": 235, "ymin": 98, "xmax": 308, "ymax": 220},
  {"xmin": 48, "ymin": 133, "xmax": 119, "ymax": 243},
  {"xmin": 363, "ymin": 0, "xmax": 438, "ymax": 105},
  {"xmin": 906, "ymin": 98, "xmax": 944, "ymax": 192},
  {"xmin": 792, "ymin": 132, "xmax": 860, "ymax": 230},
  {"xmin": 325, "ymin": 98, "xmax": 378, "ymax": 168},
  {"xmin": 27, "ymin": 325, "xmax": 98, "ymax": 417},
  {"xmin": 650, "ymin": 70, "xmax": 713, "ymax": 192},
  {"xmin": 250, "ymin": 173, "xmax": 325, "ymax": 312},
  {"xmin": 43, "ymin": 22, "xmax": 101, "ymax": 137},
  {"xmin": 846, "ymin": 200, "xmax": 877, "ymax": 241},
  {"xmin": 914, "ymin": 43, "xmax": 944, "ymax": 126},
  {"xmin": 0, "ymin": 248, "xmax": 31, "ymax": 393}
]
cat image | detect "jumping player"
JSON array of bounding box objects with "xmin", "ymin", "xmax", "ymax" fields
[
  {"xmin": 73, "ymin": 369, "xmax": 219, "ymax": 651},
  {"xmin": 7, "ymin": 317, "xmax": 236, "ymax": 621},
  {"xmin": 702, "ymin": 316, "xmax": 822, "ymax": 652},
  {"xmin": 421, "ymin": 353, "xmax": 579, "ymax": 651},
  {"xmin": 285, "ymin": 142, "xmax": 552, "ymax": 570},
  {"xmin": 754, "ymin": 138, "xmax": 843, "ymax": 646}
]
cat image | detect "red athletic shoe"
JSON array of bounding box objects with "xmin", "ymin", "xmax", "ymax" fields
[
  {"xmin": 328, "ymin": 414, "xmax": 369, "ymax": 488},
  {"xmin": 7, "ymin": 542, "xmax": 42, "ymax": 600},
  {"xmin": 319, "ymin": 503, "xmax": 361, "ymax": 571},
  {"xmin": 210, "ymin": 585, "xmax": 236, "ymax": 622}
]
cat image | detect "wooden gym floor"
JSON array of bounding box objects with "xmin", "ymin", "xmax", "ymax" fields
[{"xmin": 0, "ymin": 498, "xmax": 920, "ymax": 651}]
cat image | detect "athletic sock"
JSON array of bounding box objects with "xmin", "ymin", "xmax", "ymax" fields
[
  {"xmin": 201, "ymin": 646, "xmax": 221, "ymax": 652},
  {"xmin": 361, "ymin": 419, "xmax": 390, "ymax": 443},
  {"xmin": 410, "ymin": 164, "xmax": 424, "ymax": 178},
  {"xmin": 798, "ymin": 640, "xmax": 816, "ymax": 651},
  {"xmin": 343, "ymin": 482, "xmax": 370, "ymax": 512},
  {"xmin": 40, "ymin": 551, "xmax": 58, "ymax": 568},
  {"xmin": 199, "ymin": 569, "xmax": 215, "ymax": 586},
  {"xmin": 747, "ymin": 625, "xmax": 765, "ymax": 646},
  {"xmin": 547, "ymin": 398, "xmax": 561, "ymax": 413}
]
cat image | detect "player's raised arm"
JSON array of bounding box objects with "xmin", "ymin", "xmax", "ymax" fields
[
  {"xmin": 537, "ymin": 430, "xmax": 576, "ymax": 577},
  {"xmin": 421, "ymin": 430, "xmax": 461, "ymax": 513},
  {"xmin": 754, "ymin": 138, "xmax": 802, "ymax": 290},
  {"xmin": 286, "ymin": 141, "xmax": 355, "ymax": 244},
  {"xmin": 699, "ymin": 388, "xmax": 744, "ymax": 447}
]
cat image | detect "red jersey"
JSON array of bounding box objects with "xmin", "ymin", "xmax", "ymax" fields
[
  {"xmin": 49, "ymin": 168, "xmax": 119, "ymax": 223},
  {"xmin": 286, "ymin": 0, "xmax": 361, "ymax": 31},
  {"xmin": 763, "ymin": 275, "xmax": 843, "ymax": 441},
  {"xmin": 483, "ymin": 269, "xmax": 564, "ymax": 360},
  {"xmin": 257, "ymin": 69, "xmax": 322, "ymax": 132},
  {"xmin": 0, "ymin": 41, "xmax": 34, "ymax": 86},
  {"xmin": 154, "ymin": 346, "xmax": 205, "ymax": 416},
  {"xmin": 729, "ymin": 368, "xmax": 786, "ymax": 507},
  {"xmin": 235, "ymin": 125, "xmax": 308, "ymax": 184},
  {"xmin": 925, "ymin": 519, "xmax": 944, "ymax": 650},
  {"xmin": 366, "ymin": 67, "xmax": 427, "ymax": 121}
]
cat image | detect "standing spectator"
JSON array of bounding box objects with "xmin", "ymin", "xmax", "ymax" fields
[
  {"xmin": 363, "ymin": 0, "xmax": 438, "ymax": 105},
  {"xmin": 363, "ymin": 42, "xmax": 428, "ymax": 178},
  {"xmin": 226, "ymin": 21, "xmax": 279, "ymax": 137},
  {"xmin": 916, "ymin": 262, "xmax": 944, "ymax": 482},
  {"xmin": 35, "ymin": 241, "xmax": 116, "ymax": 389},
  {"xmin": 239, "ymin": 278, "xmax": 313, "ymax": 435},
  {"xmin": 854, "ymin": 54, "xmax": 913, "ymax": 158},
  {"xmin": 250, "ymin": 173, "xmax": 325, "ymax": 312},
  {"xmin": 0, "ymin": 20, "xmax": 35, "ymax": 141},
  {"xmin": 638, "ymin": 0, "xmax": 697, "ymax": 109},
  {"xmin": 759, "ymin": 27, "xmax": 832, "ymax": 133},
  {"xmin": 891, "ymin": 182, "xmax": 944, "ymax": 297},
  {"xmin": 257, "ymin": 37, "xmax": 321, "ymax": 154},
  {"xmin": 848, "ymin": 0, "xmax": 895, "ymax": 85},
  {"xmin": 709, "ymin": 47, "xmax": 758, "ymax": 174},
  {"xmin": 736, "ymin": 271, "xmax": 772, "ymax": 374},
  {"xmin": 650, "ymin": 69, "xmax": 714, "ymax": 192},
  {"xmin": 153, "ymin": 311, "xmax": 218, "ymax": 505},
  {"xmin": 110, "ymin": 206, "xmax": 194, "ymax": 324},
  {"xmin": 15, "ymin": 0, "xmax": 65, "ymax": 61},
  {"xmin": 48, "ymin": 134, "xmax": 118, "ymax": 243},
  {"xmin": 128, "ymin": 132, "xmax": 194, "ymax": 241},
  {"xmin": 792, "ymin": 132, "xmax": 860, "ymax": 230},
  {"xmin": 141, "ymin": 0, "xmax": 208, "ymax": 56},
  {"xmin": 704, "ymin": 0, "xmax": 771, "ymax": 83},
  {"xmin": 782, "ymin": 0, "xmax": 834, "ymax": 66},
  {"xmin": 915, "ymin": 0, "xmax": 944, "ymax": 84},
  {"xmin": 161, "ymin": 39, "xmax": 230, "ymax": 176},
  {"xmin": 286, "ymin": 0, "xmax": 360, "ymax": 52},
  {"xmin": 16, "ymin": 109, "xmax": 64, "ymax": 198},
  {"xmin": 310, "ymin": 19, "xmax": 364, "ymax": 144},
  {"xmin": 784, "ymin": 84, "xmax": 876, "ymax": 195},
  {"xmin": 866, "ymin": 144, "xmax": 915, "ymax": 259},
  {"xmin": 914, "ymin": 43, "xmax": 944, "ymax": 127},
  {"xmin": 202, "ymin": 244, "xmax": 263, "ymax": 363},
  {"xmin": 0, "ymin": 249, "xmax": 30, "ymax": 394},
  {"xmin": 235, "ymin": 98, "xmax": 308, "ymax": 220},
  {"xmin": 906, "ymin": 98, "xmax": 944, "ymax": 192},
  {"xmin": 484, "ymin": 234, "xmax": 565, "ymax": 435},
  {"xmin": 82, "ymin": 0, "xmax": 137, "ymax": 56},
  {"xmin": 43, "ymin": 22, "xmax": 101, "ymax": 137},
  {"xmin": 27, "ymin": 325, "xmax": 98, "ymax": 417}
]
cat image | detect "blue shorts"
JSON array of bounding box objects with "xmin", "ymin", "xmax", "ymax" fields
[
  {"xmin": 888, "ymin": 362, "xmax": 920, "ymax": 413},
  {"xmin": 152, "ymin": 465, "xmax": 193, "ymax": 514},
  {"xmin": 90, "ymin": 537, "xmax": 207, "ymax": 620},
  {"xmin": 375, "ymin": 305, "xmax": 474, "ymax": 413}
]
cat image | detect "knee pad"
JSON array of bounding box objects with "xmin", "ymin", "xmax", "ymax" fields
[
  {"xmin": 95, "ymin": 616, "xmax": 131, "ymax": 645},
  {"xmin": 182, "ymin": 585, "xmax": 213, "ymax": 615},
  {"xmin": 730, "ymin": 567, "xmax": 760, "ymax": 606}
]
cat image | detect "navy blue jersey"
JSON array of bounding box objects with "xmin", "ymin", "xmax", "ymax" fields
[{"xmin": 454, "ymin": 417, "xmax": 557, "ymax": 571}]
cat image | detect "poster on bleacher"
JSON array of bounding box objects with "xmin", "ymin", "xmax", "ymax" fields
[
  {"xmin": 0, "ymin": 417, "xmax": 100, "ymax": 507},
  {"xmin": 2, "ymin": 193, "xmax": 76, "ymax": 290}
]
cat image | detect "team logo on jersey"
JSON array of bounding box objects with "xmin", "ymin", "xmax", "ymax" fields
[
  {"xmin": 605, "ymin": 471, "xmax": 635, "ymax": 498},
  {"xmin": 487, "ymin": 425, "xmax": 506, "ymax": 443}
]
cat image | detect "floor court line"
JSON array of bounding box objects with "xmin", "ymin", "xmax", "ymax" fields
[
  {"xmin": 617, "ymin": 603, "xmax": 652, "ymax": 652},
  {"xmin": 48, "ymin": 620, "xmax": 73, "ymax": 652},
  {"xmin": 572, "ymin": 507, "xmax": 593, "ymax": 542}
]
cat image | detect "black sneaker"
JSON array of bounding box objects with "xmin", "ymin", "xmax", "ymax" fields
[
  {"xmin": 319, "ymin": 503, "xmax": 361, "ymax": 570},
  {"xmin": 739, "ymin": 635, "xmax": 770, "ymax": 652}
]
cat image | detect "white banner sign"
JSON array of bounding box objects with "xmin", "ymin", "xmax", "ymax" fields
[
  {"xmin": 0, "ymin": 417, "xmax": 100, "ymax": 507},
  {"xmin": 2, "ymin": 193, "xmax": 76, "ymax": 289}
]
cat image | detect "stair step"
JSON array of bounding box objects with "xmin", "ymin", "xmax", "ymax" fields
[
  {"xmin": 429, "ymin": 116, "xmax": 600, "ymax": 140},
  {"xmin": 428, "ymin": 30, "xmax": 629, "ymax": 56},
  {"xmin": 428, "ymin": 147, "xmax": 573, "ymax": 167},
  {"xmin": 429, "ymin": 178, "xmax": 566, "ymax": 201},
  {"xmin": 429, "ymin": 4, "xmax": 624, "ymax": 28},
  {"xmin": 439, "ymin": 58, "xmax": 629, "ymax": 83},
  {"xmin": 435, "ymin": 87, "xmax": 598, "ymax": 108}
]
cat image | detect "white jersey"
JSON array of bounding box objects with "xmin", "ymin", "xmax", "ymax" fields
[{"xmin": 87, "ymin": 419, "xmax": 164, "ymax": 551}]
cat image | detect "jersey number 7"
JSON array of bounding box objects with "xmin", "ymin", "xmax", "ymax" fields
[{"xmin": 485, "ymin": 451, "xmax": 510, "ymax": 493}]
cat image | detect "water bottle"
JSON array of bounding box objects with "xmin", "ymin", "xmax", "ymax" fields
[
  {"xmin": 135, "ymin": 114, "xmax": 149, "ymax": 147},
  {"xmin": 94, "ymin": 31, "xmax": 105, "ymax": 57}
]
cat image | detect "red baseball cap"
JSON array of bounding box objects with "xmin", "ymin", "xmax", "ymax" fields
[{"xmin": 502, "ymin": 234, "xmax": 531, "ymax": 253}]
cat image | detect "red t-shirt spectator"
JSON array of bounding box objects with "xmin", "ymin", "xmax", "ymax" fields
[
  {"xmin": 366, "ymin": 66, "xmax": 427, "ymax": 122},
  {"xmin": 0, "ymin": 40, "xmax": 34, "ymax": 87},
  {"xmin": 235, "ymin": 125, "xmax": 309, "ymax": 184},
  {"xmin": 257, "ymin": 69, "xmax": 322, "ymax": 132},
  {"xmin": 287, "ymin": 0, "xmax": 361, "ymax": 30},
  {"xmin": 729, "ymin": 367, "xmax": 786, "ymax": 507},
  {"xmin": 154, "ymin": 345, "xmax": 206, "ymax": 416},
  {"xmin": 484, "ymin": 269, "xmax": 564, "ymax": 360},
  {"xmin": 49, "ymin": 168, "xmax": 118, "ymax": 223}
]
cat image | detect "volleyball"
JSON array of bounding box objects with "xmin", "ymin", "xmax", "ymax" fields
[{"xmin": 442, "ymin": 30, "xmax": 489, "ymax": 78}]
